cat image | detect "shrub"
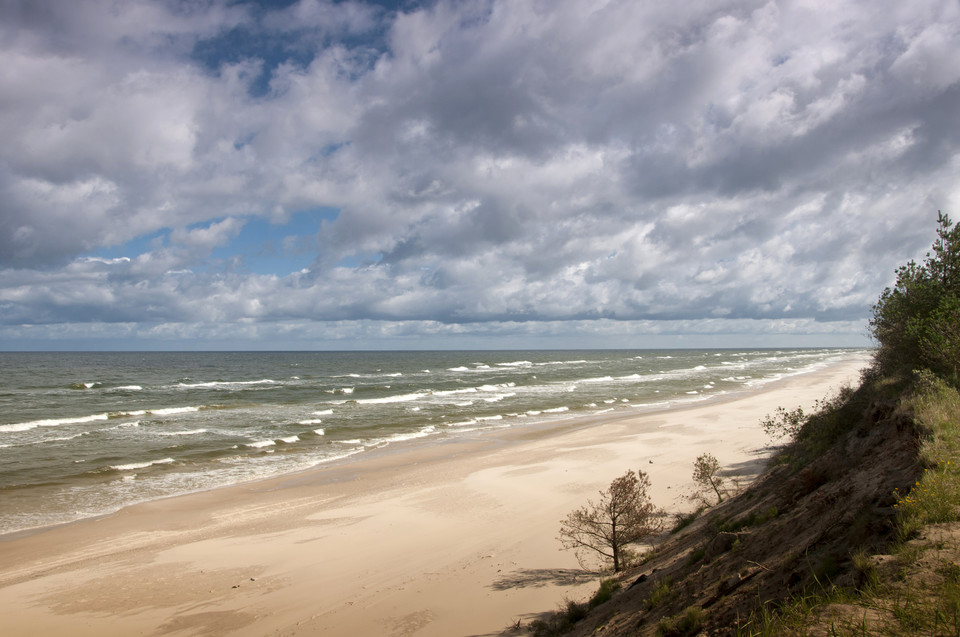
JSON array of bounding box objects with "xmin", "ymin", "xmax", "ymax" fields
[{"xmin": 657, "ymin": 606, "xmax": 705, "ymax": 636}]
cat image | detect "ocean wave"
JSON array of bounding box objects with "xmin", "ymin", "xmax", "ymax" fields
[
  {"xmin": 69, "ymin": 381, "xmax": 102, "ymax": 390},
  {"xmin": 379, "ymin": 426, "xmax": 437, "ymax": 444},
  {"xmin": 483, "ymin": 393, "xmax": 516, "ymax": 403},
  {"xmin": 278, "ymin": 436, "xmax": 300, "ymax": 443},
  {"xmin": 312, "ymin": 409, "xmax": 334, "ymax": 415},
  {"xmin": 433, "ymin": 387, "xmax": 478, "ymax": 396},
  {"xmin": 109, "ymin": 410, "xmax": 147, "ymax": 418},
  {"xmin": 111, "ymin": 385, "xmax": 143, "ymax": 391},
  {"xmin": 109, "ymin": 458, "xmax": 175, "ymax": 472},
  {"xmin": 0, "ymin": 413, "xmax": 109, "ymax": 432},
  {"xmin": 581, "ymin": 376, "xmax": 615, "ymax": 383},
  {"xmin": 245, "ymin": 439, "xmax": 276, "ymax": 449},
  {"xmin": 156, "ymin": 429, "xmax": 207, "ymax": 437},
  {"xmin": 535, "ymin": 359, "xmax": 588, "ymax": 366},
  {"xmin": 149, "ymin": 406, "xmax": 200, "ymax": 416},
  {"xmin": 354, "ymin": 392, "xmax": 428, "ymax": 405},
  {"xmin": 298, "ymin": 419, "xmax": 324, "ymax": 425},
  {"xmin": 177, "ymin": 379, "xmax": 278, "ymax": 389}
]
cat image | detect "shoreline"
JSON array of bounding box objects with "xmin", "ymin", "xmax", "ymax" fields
[{"xmin": 0, "ymin": 353, "xmax": 870, "ymax": 637}]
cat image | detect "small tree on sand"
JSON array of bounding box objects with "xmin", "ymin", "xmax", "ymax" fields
[
  {"xmin": 559, "ymin": 469, "xmax": 663, "ymax": 572},
  {"xmin": 692, "ymin": 452, "xmax": 725, "ymax": 504}
]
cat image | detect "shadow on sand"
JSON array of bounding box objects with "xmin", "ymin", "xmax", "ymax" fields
[{"xmin": 490, "ymin": 567, "xmax": 595, "ymax": 591}]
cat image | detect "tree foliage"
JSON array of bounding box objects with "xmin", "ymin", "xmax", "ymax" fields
[
  {"xmin": 871, "ymin": 211, "xmax": 960, "ymax": 384},
  {"xmin": 692, "ymin": 453, "xmax": 725, "ymax": 504},
  {"xmin": 559, "ymin": 469, "xmax": 663, "ymax": 572}
]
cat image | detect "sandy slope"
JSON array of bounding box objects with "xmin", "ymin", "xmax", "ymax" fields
[{"xmin": 0, "ymin": 354, "xmax": 869, "ymax": 637}]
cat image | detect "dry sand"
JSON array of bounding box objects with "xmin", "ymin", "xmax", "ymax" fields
[{"xmin": 0, "ymin": 354, "xmax": 870, "ymax": 637}]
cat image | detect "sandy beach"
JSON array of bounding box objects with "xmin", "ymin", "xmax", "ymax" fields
[{"xmin": 0, "ymin": 354, "xmax": 869, "ymax": 637}]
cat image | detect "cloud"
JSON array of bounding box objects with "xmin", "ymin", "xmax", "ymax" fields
[{"xmin": 0, "ymin": 0, "xmax": 958, "ymax": 348}]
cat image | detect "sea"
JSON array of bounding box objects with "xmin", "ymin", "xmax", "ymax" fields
[{"xmin": 0, "ymin": 348, "xmax": 867, "ymax": 536}]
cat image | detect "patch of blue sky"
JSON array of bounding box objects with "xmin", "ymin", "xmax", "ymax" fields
[
  {"xmin": 189, "ymin": 1, "xmax": 421, "ymax": 96},
  {"xmin": 209, "ymin": 208, "xmax": 338, "ymax": 275},
  {"xmin": 85, "ymin": 230, "xmax": 168, "ymax": 262},
  {"xmin": 84, "ymin": 208, "xmax": 338, "ymax": 276}
]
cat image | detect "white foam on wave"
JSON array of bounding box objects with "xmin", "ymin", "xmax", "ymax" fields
[
  {"xmin": 476, "ymin": 415, "xmax": 503, "ymax": 421},
  {"xmin": 157, "ymin": 429, "xmax": 207, "ymax": 436},
  {"xmin": 110, "ymin": 458, "xmax": 175, "ymax": 471},
  {"xmin": 111, "ymin": 410, "xmax": 147, "ymax": 418},
  {"xmin": 355, "ymin": 392, "xmax": 428, "ymax": 405},
  {"xmin": 536, "ymin": 359, "xmax": 587, "ymax": 366},
  {"xmin": 112, "ymin": 385, "xmax": 143, "ymax": 391},
  {"xmin": 298, "ymin": 418, "xmax": 324, "ymax": 425},
  {"xmin": 312, "ymin": 409, "xmax": 334, "ymax": 416},
  {"xmin": 434, "ymin": 388, "xmax": 478, "ymax": 396},
  {"xmin": 544, "ymin": 406, "xmax": 569, "ymax": 413},
  {"xmin": 150, "ymin": 406, "xmax": 200, "ymax": 416},
  {"xmin": 447, "ymin": 366, "xmax": 470, "ymax": 372},
  {"xmin": 246, "ymin": 439, "xmax": 276, "ymax": 448},
  {"xmin": 0, "ymin": 413, "xmax": 110, "ymax": 432},
  {"xmin": 279, "ymin": 435, "xmax": 300, "ymax": 443},
  {"xmin": 381, "ymin": 426, "xmax": 437, "ymax": 444},
  {"xmin": 178, "ymin": 379, "xmax": 277, "ymax": 389},
  {"xmin": 314, "ymin": 428, "xmax": 325, "ymax": 436},
  {"xmin": 582, "ymin": 376, "xmax": 614, "ymax": 383}
]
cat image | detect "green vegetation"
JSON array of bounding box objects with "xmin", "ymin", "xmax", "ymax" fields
[
  {"xmin": 735, "ymin": 212, "xmax": 960, "ymax": 636},
  {"xmin": 895, "ymin": 374, "xmax": 960, "ymax": 540},
  {"xmin": 657, "ymin": 605, "xmax": 705, "ymax": 636},
  {"xmin": 645, "ymin": 578, "xmax": 676, "ymax": 610},
  {"xmin": 529, "ymin": 579, "xmax": 622, "ymax": 636},
  {"xmin": 871, "ymin": 211, "xmax": 960, "ymax": 386}
]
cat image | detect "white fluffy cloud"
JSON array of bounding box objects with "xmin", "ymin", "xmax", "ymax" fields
[{"xmin": 1, "ymin": 0, "xmax": 958, "ymax": 349}]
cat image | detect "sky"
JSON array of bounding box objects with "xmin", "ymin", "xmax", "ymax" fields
[{"xmin": 1, "ymin": 0, "xmax": 958, "ymax": 351}]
